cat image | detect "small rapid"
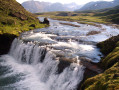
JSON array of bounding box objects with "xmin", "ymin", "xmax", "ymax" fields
[
  {"xmin": 0, "ymin": 39, "xmax": 84, "ymax": 90},
  {"xmin": 0, "ymin": 17, "xmax": 119, "ymax": 90}
]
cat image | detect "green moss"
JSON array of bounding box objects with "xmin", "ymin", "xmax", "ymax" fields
[
  {"xmin": 82, "ymin": 62, "xmax": 119, "ymax": 90},
  {"xmin": 97, "ymin": 35, "xmax": 119, "ymax": 56},
  {"xmin": 81, "ymin": 35, "xmax": 119, "ymax": 90},
  {"xmin": 96, "ymin": 35, "xmax": 119, "ymax": 69},
  {"xmin": 100, "ymin": 42, "xmax": 119, "ymax": 69}
]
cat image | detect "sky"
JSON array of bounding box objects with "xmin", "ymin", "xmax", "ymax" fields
[{"xmin": 16, "ymin": 0, "xmax": 113, "ymax": 5}]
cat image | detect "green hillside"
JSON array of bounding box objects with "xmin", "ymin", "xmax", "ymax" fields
[
  {"xmin": 0, "ymin": 0, "xmax": 47, "ymax": 36},
  {"xmin": 0, "ymin": 0, "xmax": 47, "ymax": 55}
]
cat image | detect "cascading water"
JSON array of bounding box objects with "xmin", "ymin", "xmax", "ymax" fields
[
  {"xmin": 0, "ymin": 17, "xmax": 119, "ymax": 90},
  {"xmin": 0, "ymin": 38, "xmax": 84, "ymax": 90}
]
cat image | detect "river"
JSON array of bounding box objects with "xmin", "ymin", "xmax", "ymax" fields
[{"xmin": 0, "ymin": 18, "xmax": 119, "ymax": 90}]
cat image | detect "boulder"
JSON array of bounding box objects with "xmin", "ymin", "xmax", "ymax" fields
[{"xmin": 43, "ymin": 17, "xmax": 49, "ymax": 25}]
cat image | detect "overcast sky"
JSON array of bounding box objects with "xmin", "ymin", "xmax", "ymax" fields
[{"xmin": 16, "ymin": 0, "xmax": 113, "ymax": 5}]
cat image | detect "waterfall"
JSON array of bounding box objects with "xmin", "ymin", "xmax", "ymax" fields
[{"xmin": 0, "ymin": 38, "xmax": 85, "ymax": 90}]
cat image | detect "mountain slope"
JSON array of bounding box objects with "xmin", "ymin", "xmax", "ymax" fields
[
  {"xmin": 94, "ymin": 5, "xmax": 119, "ymax": 24},
  {"xmin": 22, "ymin": 1, "xmax": 79, "ymax": 13},
  {"xmin": 77, "ymin": 0, "xmax": 119, "ymax": 11},
  {"xmin": 46, "ymin": 3, "xmax": 69, "ymax": 12},
  {"xmin": 22, "ymin": 1, "xmax": 51, "ymax": 13}
]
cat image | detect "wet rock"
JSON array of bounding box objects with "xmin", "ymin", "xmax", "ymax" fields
[
  {"xmin": 60, "ymin": 22, "xmax": 80, "ymax": 27},
  {"xmin": 87, "ymin": 31, "xmax": 101, "ymax": 36},
  {"xmin": 43, "ymin": 17, "xmax": 49, "ymax": 25},
  {"xmin": 77, "ymin": 57, "xmax": 103, "ymax": 90},
  {"xmin": 80, "ymin": 57, "xmax": 103, "ymax": 74},
  {"xmin": 77, "ymin": 68, "xmax": 98, "ymax": 90},
  {"xmin": 0, "ymin": 33, "xmax": 17, "ymax": 55},
  {"xmin": 57, "ymin": 59, "xmax": 71, "ymax": 74},
  {"xmin": 40, "ymin": 48, "xmax": 47, "ymax": 62}
]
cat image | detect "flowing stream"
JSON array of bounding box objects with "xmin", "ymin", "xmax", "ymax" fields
[{"xmin": 0, "ymin": 18, "xmax": 119, "ymax": 90}]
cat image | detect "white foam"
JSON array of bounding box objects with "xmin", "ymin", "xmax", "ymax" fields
[{"xmin": 0, "ymin": 39, "xmax": 85, "ymax": 90}]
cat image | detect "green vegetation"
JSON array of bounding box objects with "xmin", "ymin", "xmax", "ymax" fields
[
  {"xmin": 0, "ymin": 0, "xmax": 47, "ymax": 36},
  {"xmin": 94, "ymin": 6, "xmax": 119, "ymax": 24},
  {"xmin": 97, "ymin": 35, "xmax": 119, "ymax": 56},
  {"xmin": 82, "ymin": 62, "xmax": 119, "ymax": 90},
  {"xmin": 97, "ymin": 35, "xmax": 119, "ymax": 69},
  {"xmin": 37, "ymin": 5, "xmax": 119, "ymax": 25},
  {"xmin": 0, "ymin": 0, "xmax": 47, "ymax": 55},
  {"xmin": 37, "ymin": 11, "xmax": 107, "ymax": 26},
  {"xmin": 81, "ymin": 35, "xmax": 119, "ymax": 90}
]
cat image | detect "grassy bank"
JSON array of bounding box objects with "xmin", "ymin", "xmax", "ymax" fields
[
  {"xmin": 0, "ymin": 0, "xmax": 47, "ymax": 36},
  {"xmin": 36, "ymin": 11, "xmax": 109, "ymax": 25},
  {"xmin": 81, "ymin": 35, "xmax": 119, "ymax": 90},
  {"xmin": 0, "ymin": 0, "xmax": 47, "ymax": 55}
]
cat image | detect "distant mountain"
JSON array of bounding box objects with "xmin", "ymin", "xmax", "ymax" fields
[
  {"xmin": 76, "ymin": 0, "xmax": 119, "ymax": 11},
  {"xmin": 65, "ymin": 3, "xmax": 83, "ymax": 11},
  {"xmin": 22, "ymin": 1, "xmax": 51, "ymax": 13},
  {"xmin": 22, "ymin": 1, "xmax": 80, "ymax": 13},
  {"xmin": 45, "ymin": 3, "xmax": 69, "ymax": 12}
]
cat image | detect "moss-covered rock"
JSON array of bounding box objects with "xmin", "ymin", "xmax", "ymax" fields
[
  {"xmin": 97, "ymin": 35, "xmax": 119, "ymax": 69},
  {"xmin": 101, "ymin": 42, "xmax": 119, "ymax": 69},
  {"xmin": 97, "ymin": 35, "xmax": 119, "ymax": 56},
  {"xmin": 81, "ymin": 62, "xmax": 119, "ymax": 90},
  {"xmin": 81, "ymin": 35, "xmax": 119, "ymax": 90}
]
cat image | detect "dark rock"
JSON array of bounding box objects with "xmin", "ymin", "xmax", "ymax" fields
[
  {"xmin": 40, "ymin": 48, "xmax": 47, "ymax": 62},
  {"xmin": 77, "ymin": 68, "xmax": 98, "ymax": 90},
  {"xmin": 80, "ymin": 57, "xmax": 103, "ymax": 74},
  {"xmin": 77, "ymin": 57, "xmax": 103, "ymax": 90},
  {"xmin": 60, "ymin": 22, "xmax": 80, "ymax": 27},
  {"xmin": 57, "ymin": 59, "xmax": 71, "ymax": 74},
  {"xmin": 43, "ymin": 17, "xmax": 49, "ymax": 25},
  {"xmin": 29, "ymin": 24, "xmax": 35, "ymax": 28},
  {"xmin": 0, "ymin": 33, "xmax": 17, "ymax": 55},
  {"xmin": 9, "ymin": 12, "xmax": 28, "ymax": 20}
]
